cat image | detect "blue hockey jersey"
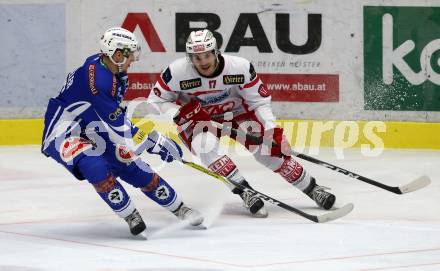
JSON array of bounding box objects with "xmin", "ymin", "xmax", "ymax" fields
[{"xmin": 42, "ymin": 54, "xmax": 146, "ymax": 154}]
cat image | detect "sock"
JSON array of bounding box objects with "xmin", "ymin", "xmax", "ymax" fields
[{"xmin": 275, "ymin": 156, "xmax": 312, "ymax": 191}]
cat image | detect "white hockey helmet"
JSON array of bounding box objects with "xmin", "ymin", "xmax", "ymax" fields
[
  {"xmin": 100, "ymin": 27, "xmax": 140, "ymax": 66},
  {"xmin": 186, "ymin": 29, "xmax": 218, "ymax": 55}
]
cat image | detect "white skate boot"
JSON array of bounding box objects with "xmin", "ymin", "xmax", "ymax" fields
[{"xmin": 173, "ymin": 203, "xmax": 204, "ymax": 226}]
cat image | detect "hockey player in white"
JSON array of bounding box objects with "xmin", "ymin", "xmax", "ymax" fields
[{"xmin": 148, "ymin": 29, "xmax": 336, "ymax": 217}]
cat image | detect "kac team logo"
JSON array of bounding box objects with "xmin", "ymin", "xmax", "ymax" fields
[
  {"xmin": 108, "ymin": 188, "xmax": 124, "ymax": 204},
  {"xmin": 364, "ymin": 6, "xmax": 440, "ymax": 111},
  {"xmin": 155, "ymin": 185, "xmax": 170, "ymax": 200}
]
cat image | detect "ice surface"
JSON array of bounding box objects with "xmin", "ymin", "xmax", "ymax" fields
[{"xmin": 0, "ymin": 146, "xmax": 439, "ymax": 271}]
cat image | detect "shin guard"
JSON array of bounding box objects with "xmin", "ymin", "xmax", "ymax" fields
[
  {"xmin": 93, "ymin": 174, "xmax": 135, "ymax": 218},
  {"xmin": 141, "ymin": 174, "xmax": 182, "ymax": 212}
]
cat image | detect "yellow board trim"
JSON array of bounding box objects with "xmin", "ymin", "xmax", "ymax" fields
[
  {"xmin": 1, "ymin": 119, "xmax": 439, "ymax": 149},
  {"xmin": 1, "ymin": 119, "xmax": 45, "ymax": 146}
]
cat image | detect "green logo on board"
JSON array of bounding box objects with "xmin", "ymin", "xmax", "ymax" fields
[{"xmin": 364, "ymin": 6, "xmax": 440, "ymax": 111}]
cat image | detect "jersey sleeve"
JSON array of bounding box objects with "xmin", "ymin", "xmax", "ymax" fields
[
  {"xmin": 147, "ymin": 66, "xmax": 180, "ymax": 118},
  {"xmin": 238, "ymin": 61, "xmax": 277, "ymax": 130}
]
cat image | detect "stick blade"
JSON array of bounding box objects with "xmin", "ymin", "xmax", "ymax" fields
[
  {"xmin": 316, "ymin": 203, "xmax": 354, "ymax": 223},
  {"xmin": 398, "ymin": 175, "xmax": 431, "ymax": 194}
]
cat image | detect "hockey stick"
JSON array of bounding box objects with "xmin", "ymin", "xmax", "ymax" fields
[
  {"xmin": 210, "ymin": 122, "xmax": 431, "ymax": 194},
  {"xmin": 290, "ymin": 153, "xmax": 430, "ymax": 194},
  {"xmin": 180, "ymin": 159, "xmax": 353, "ymax": 223}
]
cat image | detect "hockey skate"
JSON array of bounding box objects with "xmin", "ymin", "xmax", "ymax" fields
[
  {"xmin": 233, "ymin": 181, "xmax": 268, "ymax": 218},
  {"xmin": 240, "ymin": 190, "xmax": 268, "ymax": 218},
  {"xmin": 124, "ymin": 209, "xmax": 146, "ymax": 236},
  {"xmin": 173, "ymin": 203, "xmax": 204, "ymax": 227},
  {"xmin": 306, "ymin": 178, "xmax": 336, "ymax": 210}
]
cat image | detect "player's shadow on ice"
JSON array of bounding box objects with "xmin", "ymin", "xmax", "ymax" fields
[
  {"xmin": 117, "ymin": 269, "xmax": 222, "ymax": 271},
  {"xmin": 47, "ymin": 221, "xmax": 163, "ymax": 240},
  {"xmin": 49, "ymin": 219, "xmax": 206, "ymax": 241},
  {"xmin": 221, "ymin": 201, "xmax": 324, "ymax": 218},
  {"xmin": 0, "ymin": 266, "xmax": 45, "ymax": 271}
]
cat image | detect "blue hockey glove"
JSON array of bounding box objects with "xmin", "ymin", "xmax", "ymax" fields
[{"xmin": 145, "ymin": 130, "xmax": 183, "ymax": 162}]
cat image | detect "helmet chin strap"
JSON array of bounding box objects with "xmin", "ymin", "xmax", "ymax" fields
[
  {"xmin": 213, "ymin": 50, "xmax": 220, "ymax": 71},
  {"xmin": 109, "ymin": 55, "xmax": 128, "ymax": 73},
  {"xmin": 211, "ymin": 59, "xmax": 219, "ymax": 74}
]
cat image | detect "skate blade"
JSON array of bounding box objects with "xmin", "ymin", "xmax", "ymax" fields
[
  {"xmin": 250, "ymin": 208, "xmax": 269, "ymax": 218},
  {"xmin": 134, "ymin": 231, "xmax": 148, "ymax": 240},
  {"xmin": 189, "ymin": 216, "xmax": 205, "ymax": 228},
  {"xmin": 194, "ymin": 223, "xmax": 207, "ymax": 230}
]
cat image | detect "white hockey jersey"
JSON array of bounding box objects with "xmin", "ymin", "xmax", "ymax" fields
[{"xmin": 148, "ymin": 54, "xmax": 277, "ymax": 130}]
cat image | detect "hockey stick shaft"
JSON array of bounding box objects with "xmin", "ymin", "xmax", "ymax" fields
[
  {"xmin": 180, "ymin": 159, "xmax": 352, "ymax": 223},
  {"xmin": 212, "ymin": 122, "xmax": 430, "ymax": 194},
  {"xmin": 295, "ymin": 153, "xmax": 402, "ymax": 193}
]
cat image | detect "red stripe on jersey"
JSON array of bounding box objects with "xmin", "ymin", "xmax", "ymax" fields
[
  {"xmin": 242, "ymin": 76, "xmax": 260, "ymax": 89},
  {"xmin": 158, "ymin": 77, "xmax": 172, "ymax": 91}
]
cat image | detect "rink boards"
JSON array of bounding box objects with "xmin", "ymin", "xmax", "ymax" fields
[{"xmin": 2, "ymin": 119, "xmax": 439, "ymax": 149}]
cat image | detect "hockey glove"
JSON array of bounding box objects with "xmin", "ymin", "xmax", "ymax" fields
[
  {"xmin": 145, "ymin": 130, "xmax": 183, "ymax": 162},
  {"xmin": 264, "ymin": 127, "xmax": 292, "ymax": 157},
  {"xmin": 173, "ymin": 100, "xmax": 210, "ymax": 126}
]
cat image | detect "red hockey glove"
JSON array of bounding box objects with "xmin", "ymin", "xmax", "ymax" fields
[
  {"xmin": 173, "ymin": 99, "xmax": 210, "ymax": 126},
  {"xmin": 264, "ymin": 127, "xmax": 292, "ymax": 157}
]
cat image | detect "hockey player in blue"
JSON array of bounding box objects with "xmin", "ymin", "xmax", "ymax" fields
[{"xmin": 41, "ymin": 27, "xmax": 203, "ymax": 236}]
